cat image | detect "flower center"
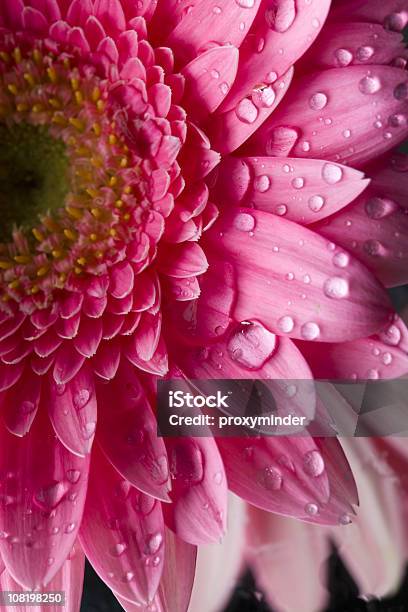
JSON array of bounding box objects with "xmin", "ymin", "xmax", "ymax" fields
[
  {"xmin": 0, "ymin": 41, "xmax": 145, "ymax": 309},
  {"xmin": 0, "ymin": 123, "xmax": 69, "ymax": 241}
]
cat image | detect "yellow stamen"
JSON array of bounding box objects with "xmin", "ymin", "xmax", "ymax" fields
[
  {"xmin": 48, "ymin": 97, "xmax": 61, "ymax": 109},
  {"xmin": 14, "ymin": 255, "xmax": 31, "ymax": 264},
  {"xmin": 75, "ymin": 90, "xmax": 83, "ymax": 105},
  {"xmin": 13, "ymin": 48, "xmax": 22, "ymax": 63},
  {"xmin": 7, "ymin": 84, "xmax": 18, "ymax": 96},
  {"xmin": 0, "ymin": 52, "xmax": 10, "ymax": 63},
  {"xmin": 32, "ymin": 103, "xmax": 44, "ymax": 113},
  {"xmin": 47, "ymin": 67, "xmax": 58, "ymax": 84},
  {"xmin": 96, "ymin": 99, "xmax": 105, "ymax": 112},
  {"xmin": 91, "ymin": 208, "xmax": 102, "ymax": 219},
  {"xmin": 115, "ymin": 199, "xmax": 124, "ymax": 209},
  {"xmin": 8, "ymin": 280, "xmax": 20, "ymax": 290},
  {"xmin": 109, "ymin": 134, "xmax": 117, "ymax": 145},
  {"xmin": 90, "ymin": 234, "xmax": 98, "ymax": 242},
  {"xmin": 69, "ymin": 118, "xmax": 84, "ymax": 131},
  {"xmin": 92, "ymin": 123, "xmax": 101, "ymax": 136},
  {"xmin": 52, "ymin": 250, "xmax": 63, "ymax": 259},
  {"xmin": 0, "ymin": 260, "xmax": 12, "ymax": 270},
  {"xmin": 30, "ymin": 285, "xmax": 40, "ymax": 294},
  {"xmin": 70, "ymin": 78, "xmax": 79, "ymax": 91},
  {"xmin": 32, "ymin": 229, "xmax": 44, "ymax": 242},
  {"xmin": 32, "ymin": 49, "xmax": 42, "ymax": 65},
  {"xmin": 109, "ymin": 177, "xmax": 118, "ymax": 187},
  {"xmin": 66, "ymin": 206, "xmax": 83, "ymax": 220},
  {"xmin": 24, "ymin": 73, "xmax": 36, "ymax": 87},
  {"xmin": 91, "ymin": 87, "xmax": 101, "ymax": 102},
  {"xmin": 37, "ymin": 266, "xmax": 49, "ymax": 277},
  {"xmin": 76, "ymin": 257, "xmax": 86, "ymax": 266},
  {"xmin": 16, "ymin": 103, "xmax": 29, "ymax": 112},
  {"xmin": 64, "ymin": 229, "xmax": 77, "ymax": 241}
]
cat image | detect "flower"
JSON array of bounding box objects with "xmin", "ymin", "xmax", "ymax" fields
[{"xmin": 0, "ymin": 0, "xmax": 407, "ymax": 610}]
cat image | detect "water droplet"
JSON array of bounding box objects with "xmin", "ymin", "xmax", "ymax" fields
[
  {"xmin": 343, "ymin": 129, "xmax": 352, "ymax": 138},
  {"xmin": 227, "ymin": 322, "xmax": 277, "ymax": 369},
  {"xmin": 286, "ymin": 272, "xmax": 294, "ymax": 281},
  {"xmin": 285, "ymin": 384, "xmax": 297, "ymax": 398},
  {"xmin": 73, "ymin": 388, "xmax": 90, "ymax": 410},
  {"xmin": 356, "ymin": 46, "xmax": 374, "ymax": 62},
  {"xmin": 278, "ymin": 315, "xmax": 294, "ymax": 333},
  {"xmin": 34, "ymin": 481, "xmax": 68, "ymax": 511},
  {"xmin": 382, "ymin": 352, "xmax": 393, "ymax": 365},
  {"xmin": 389, "ymin": 113, "xmax": 407, "ymax": 127},
  {"xmin": 210, "ymin": 69, "xmax": 220, "ymax": 79},
  {"xmin": 82, "ymin": 421, "xmax": 96, "ymax": 439},
  {"xmin": 308, "ymin": 195, "xmax": 325, "ymax": 212},
  {"xmin": 323, "ymin": 276, "xmax": 349, "ymax": 299},
  {"xmin": 304, "ymin": 502, "xmax": 319, "ymax": 515},
  {"xmin": 262, "ymin": 466, "xmax": 282, "ymax": 491},
  {"xmin": 219, "ymin": 82, "xmax": 229, "ymax": 95},
  {"xmin": 384, "ymin": 11, "xmax": 408, "ymax": 31},
  {"xmin": 275, "ymin": 204, "xmax": 287, "ymax": 216},
  {"xmin": 339, "ymin": 513, "xmax": 352, "ymax": 525},
  {"xmin": 379, "ymin": 324, "xmax": 401, "ymax": 346},
  {"xmin": 303, "ymin": 450, "xmax": 325, "ymax": 477},
  {"xmin": 213, "ymin": 471, "xmax": 223, "ymax": 485},
  {"xmin": 64, "ymin": 522, "xmax": 76, "ymax": 534},
  {"xmin": 66, "ymin": 470, "xmax": 81, "ymax": 484},
  {"xmin": 146, "ymin": 533, "xmax": 163, "ymax": 555},
  {"xmin": 233, "ymin": 212, "xmax": 256, "ymax": 232},
  {"xmin": 254, "ymin": 174, "xmax": 271, "ymax": 192},
  {"xmin": 265, "ymin": 0, "xmax": 296, "ymax": 33},
  {"xmin": 335, "ymin": 48, "xmax": 353, "ymax": 67},
  {"xmin": 266, "ymin": 71, "xmax": 278, "ymax": 83},
  {"xmin": 152, "ymin": 555, "xmax": 161, "ymax": 567},
  {"xmin": 236, "ymin": 0, "xmax": 255, "ymax": 7},
  {"xmin": 292, "ymin": 177, "xmax": 305, "ymax": 189},
  {"xmin": 309, "ymin": 92, "xmax": 328, "ymax": 110},
  {"xmin": 266, "ymin": 126, "xmax": 299, "ymax": 156},
  {"xmin": 367, "ymin": 368, "xmax": 379, "ymax": 380},
  {"xmin": 300, "ymin": 322, "xmax": 320, "ymax": 340},
  {"xmin": 333, "ymin": 252, "xmax": 350, "ymax": 268},
  {"xmin": 365, "ymin": 197, "xmax": 397, "ymax": 219},
  {"xmin": 123, "ymin": 572, "xmax": 134, "ymax": 583},
  {"xmin": 235, "ymin": 98, "xmax": 259, "ymax": 124},
  {"xmin": 394, "ymin": 82, "xmax": 408, "ymax": 100},
  {"xmin": 252, "ymin": 85, "xmax": 276, "ymax": 108},
  {"xmin": 363, "ymin": 239, "xmax": 385, "ymax": 257},
  {"xmin": 213, "ymin": 5, "xmax": 222, "ymax": 14},
  {"xmin": 171, "ymin": 441, "xmax": 204, "ymax": 484},
  {"xmin": 322, "ymin": 163, "xmax": 343, "ymax": 184},
  {"xmin": 359, "ymin": 75, "xmax": 381, "ymax": 95},
  {"xmin": 303, "ymin": 274, "xmax": 311, "ymax": 284}
]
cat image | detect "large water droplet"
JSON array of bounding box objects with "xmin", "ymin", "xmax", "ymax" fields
[
  {"xmin": 171, "ymin": 441, "xmax": 204, "ymax": 485},
  {"xmin": 236, "ymin": 0, "xmax": 255, "ymax": 7},
  {"xmin": 303, "ymin": 450, "xmax": 325, "ymax": 477},
  {"xmin": 335, "ymin": 48, "xmax": 353, "ymax": 67},
  {"xmin": 266, "ymin": 126, "xmax": 299, "ymax": 156},
  {"xmin": 394, "ymin": 82, "xmax": 408, "ymax": 100},
  {"xmin": 322, "ymin": 163, "xmax": 343, "ymax": 184},
  {"xmin": 73, "ymin": 388, "xmax": 90, "ymax": 410},
  {"xmin": 323, "ymin": 276, "xmax": 349, "ymax": 299},
  {"xmin": 227, "ymin": 322, "xmax": 277, "ymax": 369},
  {"xmin": 359, "ymin": 75, "xmax": 381, "ymax": 95},
  {"xmin": 363, "ymin": 239, "xmax": 385, "ymax": 257},
  {"xmin": 265, "ymin": 0, "xmax": 296, "ymax": 33},
  {"xmin": 292, "ymin": 177, "xmax": 305, "ymax": 189},
  {"xmin": 304, "ymin": 502, "xmax": 319, "ymax": 516},
  {"xmin": 252, "ymin": 85, "xmax": 276, "ymax": 108},
  {"xmin": 262, "ymin": 466, "xmax": 283, "ymax": 490},
  {"xmin": 235, "ymin": 98, "xmax": 259, "ymax": 124},
  {"xmin": 66, "ymin": 470, "xmax": 81, "ymax": 484},
  {"xmin": 146, "ymin": 533, "xmax": 163, "ymax": 555},
  {"xmin": 300, "ymin": 322, "xmax": 320, "ymax": 340},
  {"xmin": 379, "ymin": 324, "xmax": 401, "ymax": 346},
  {"xmin": 308, "ymin": 195, "xmax": 325, "ymax": 212},
  {"xmin": 111, "ymin": 542, "xmax": 127, "ymax": 556},
  {"xmin": 365, "ymin": 197, "xmax": 397, "ymax": 219},
  {"xmin": 254, "ymin": 174, "xmax": 271, "ymax": 193},
  {"xmin": 309, "ymin": 92, "xmax": 328, "ymax": 110},
  {"xmin": 278, "ymin": 315, "xmax": 295, "ymax": 333},
  {"xmin": 356, "ymin": 46, "xmax": 374, "ymax": 62},
  {"xmin": 233, "ymin": 212, "xmax": 256, "ymax": 232},
  {"xmin": 34, "ymin": 481, "xmax": 68, "ymax": 511},
  {"xmin": 333, "ymin": 252, "xmax": 350, "ymax": 268}
]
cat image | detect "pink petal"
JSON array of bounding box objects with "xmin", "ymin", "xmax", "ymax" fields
[
  {"xmin": 127, "ymin": 312, "xmax": 162, "ymax": 362},
  {"xmin": 164, "ymin": 437, "xmax": 227, "ymax": 545},
  {"xmin": 206, "ymin": 209, "xmax": 392, "ymax": 342},
  {"xmin": 182, "ymin": 46, "xmax": 239, "ymax": 121},
  {"xmin": 66, "ymin": 0, "xmax": 93, "ymax": 26},
  {"xmin": 126, "ymin": 336, "xmax": 169, "ymax": 377},
  {"xmin": 93, "ymin": 338, "xmax": 121, "ymax": 380},
  {"xmin": 220, "ymin": 0, "xmax": 331, "ymax": 113},
  {"xmin": 94, "ymin": 0, "xmax": 126, "ymax": 34},
  {"xmin": 0, "ymin": 409, "xmax": 89, "ymax": 589},
  {"xmin": 215, "ymin": 156, "xmax": 369, "ymax": 224},
  {"xmin": 249, "ymin": 66, "xmax": 408, "ymax": 167},
  {"xmin": 96, "ymin": 363, "xmax": 171, "ymax": 501},
  {"xmin": 22, "ymin": 6, "xmax": 48, "ymax": 33},
  {"xmin": 110, "ymin": 262, "xmax": 135, "ymax": 299},
  {"xmin": 158, "ymin": 243, "xmax": 208, "ymax": 278},
  {"xmin": 0, "ymin": 0, "xmax": 24, "ymax": 28},
  {"xmin": 47, "ymin": 365, "xmax": 97, "ymax": 456},
  {"xmin": 0, "ymin": 362, "xmax": 24, "ymax": 392},
  {"xmin": 206, "ymin": 67, "xmax": 293, "ymax": 155},
  {"xmin": 29, "ymin": 0, "xmax": 61, "ymax": 21},
  {"xmin": 247, "ymin": 506, "xmax": 330, "ymax": 612},
  {"xmin": 315, "ymin": 190, "xmax": 408, "ymax": 288},
  {"xmin": 73, "ymin": 317, "xmax": 103, "ymax": 358},
  {"xmin": 53, "ymin": 343, "xmax": 86, "ymax": 385},
  {"xmin": 3, "ymin": 368, "xmax": 41, "ymax": 437},
  {"xmin": 79, "ymin": 446, "xmax": 165, "ymax": 604},
  {"xmin": 167, "ymin": 0, "xmax": 261, "ymax": 66},
  {"xmin": 332, "ymin": 0, "xmax": 408, "ymax": 27}
]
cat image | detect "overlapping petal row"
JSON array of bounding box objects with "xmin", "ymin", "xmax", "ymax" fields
[{"xmin": 0, "ymin": 0, "xmax": 407, "ymax": 610}]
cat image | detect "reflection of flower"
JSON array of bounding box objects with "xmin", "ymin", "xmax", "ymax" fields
[{"xmin": 0, "ymin": 0, "xmax": 407, "ymax": 609}]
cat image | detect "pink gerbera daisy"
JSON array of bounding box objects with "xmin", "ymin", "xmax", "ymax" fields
[{"xmin": 0, "ymin": 0, "xmax": 407, "ymax": 609}]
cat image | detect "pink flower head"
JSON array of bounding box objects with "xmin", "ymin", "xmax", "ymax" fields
[{"xmin": 0, "ymin": 0, "xmax": 407, "ymax": 608}]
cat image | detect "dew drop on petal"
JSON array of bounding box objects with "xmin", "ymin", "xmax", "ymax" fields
[
  {"xmin": 262, "ymin": 466, "xmax": 283, "ymax": 491},
  {"xmin": 308, "ymin": 195, "xmax": 325, "ymax": 212},
  {"xmin": 254, "ymin": 174, "xmax": 271, "ymax": 192},
  {"xmin": 356, "ymin": 46, "xmax": 374, "ymax": 62},
  {"xmin": 292, "ymin": 177, "xmax": 305, "ymax": 189},
  {"xmin": 380, "ymin": 324, "xmax": 401, "ymax": 347},
  {"xmin": 227, "ymin": 322, "xmax": 277, "ymax": 370},
  {"xmin": 300, "ymin": 322, "xmax": 320, "ymax": 340},
  {"xmin": 235, "ymin": 98, "xmax": 259, "ymax": 124},
  {"xmin": 309, "ymin": 92, "xmax": 328, "ymax": 110},
  {"xmin": 278, "ymin": 315, "xmax": 295, "ymax": 333},
  {"xmin": 303, "ymin": 450, "xmax": 325, "ymax": 477},
  {"xmin": 146, "ymin": 533, "xmax": 163, "ymax": 555},
  {"xmin": 322, "ymin": 163, "xmax": 343, "ymax": 184},
  {"xmin": 333, "ymin": 252, "xmax": 350, "ymax": 268},
  {"xmin": 265, "ymin": 0, "xmax": 296, "ymax": 33},
  {"xmin": 73, "ymin": 388, "xmax": 90, "ymax": 410},
  {"xmin": 359, "ymin": 75, "xmax": 381, "ymax": 95},
  {"xmin": 367, "ymin": 368, "xmax": 379, "ymax": 380},
  {"xmin": 323, "ymin": 276, "xmax": 349, "ymax": 299},
  {"xmin": 304, "ymin": 502, "xmax": 319, "ymax": 515},
  {"xmin": 382, "ymin": 352, "xmax": 393, "ymax": 365},
  {"xmin": 233, "ymin": 212, "xmax": 256, "ymax": 232},
  {"xmin": 394, "ymin": 83, "xmax": 408, "ymax": 100},
  {"xmin": 335, "ymin": 48, "xmax": 353, "ymax": 67},
  {"xmin": 236, "ymin": 0, "xmax": 255, "ymax": 7},
  {"xmin": 111, "ymin": 542, "xmax": 127, "ymax": 556},
  {"xmin": 339, "ymin": 513, "xmax": 352, "ymax": 525}
]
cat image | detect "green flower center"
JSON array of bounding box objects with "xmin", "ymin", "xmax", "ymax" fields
[{"xmin": 0, "ymin": 123, "xmax": 69, "ymax": 241}]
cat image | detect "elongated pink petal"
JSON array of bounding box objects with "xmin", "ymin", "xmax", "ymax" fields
[
  {"xmin": 247, "ymin": 505, "xmax": 330, "ymax": 612},
  {"xmin": 3, "ymin": 367, "xmax": 41, "ymax": 437},
  {"xmin": 46, "ymin": 365, "xmax": 97, "ymax": 456},
  {"xmin": 0, "ymin": 409, "xmax": 89, "ymax": 589},
  {"xmin": 332, "ymin": 0, "xmax": 408, "ymax": 27},
  {"xmin": 189, "ymin": 494, "xmax": 246, "ymax": 612},
  {"xmin": 205, "ymin": 209, "xmax": 392, "ymax": 342},
  {"xmin": 53, "ymin": 343, "xmax": 86, "ymax": 385},
  {"xmin": 167, "ymin": 0, "xmax": 261, "ymax": 66},
  {"xmin": 249, "ymin": 66, "xmax": 408, "ymax": 166},
  {"xmin": 79, "ymin": 446, "xmax": 165, "ymax": 605},
  {"xmin": 164, "ymin": 437, "xmax": 227, "ymax": 545},
  {"xmin": 214, "ymin": 156, "xmax": 368, "ymax": 224},
  {"xmin": 158, "ymin": 243, "xmax": 208, "ymax": 278},
  {"xmin": 181, "ymin": 46, "xmax": 239, "ymax": 121},
  {"xmin": 96, "ymin": 363, "xmax": 171, "ymax": 501},
  {"xmin": 220, "ymin": 0, "xmax": 331, "ymax": 112}
]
